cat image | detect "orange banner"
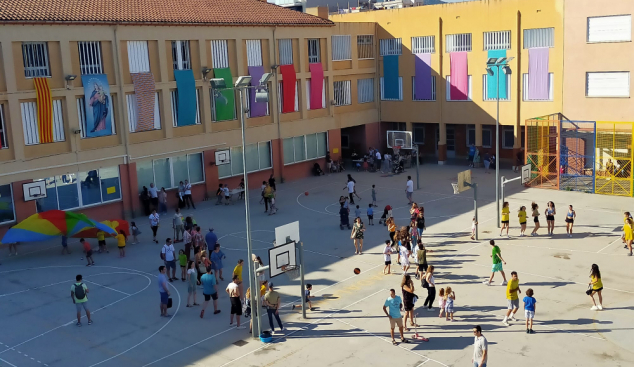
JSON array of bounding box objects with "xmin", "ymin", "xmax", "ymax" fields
[{"xmin": 34, "ymin": 77, "xmax": 53, "ymax": 143}]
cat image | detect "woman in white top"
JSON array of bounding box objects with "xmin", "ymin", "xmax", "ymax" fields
[{"xmin": 149, "ymin": 209, "xmax": 160, "ymax": 244}]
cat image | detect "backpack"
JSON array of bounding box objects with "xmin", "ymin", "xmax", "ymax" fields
[{"xmin": 74, "ymin": 283, "xmax": 86, "ymax": 300}]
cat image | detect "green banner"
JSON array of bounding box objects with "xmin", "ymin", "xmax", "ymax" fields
[{"xmin": 213, "ymin": 68, "xmax": 235, "ymax": 121}]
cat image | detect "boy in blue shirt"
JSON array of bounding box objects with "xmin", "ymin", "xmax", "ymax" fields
[
  {"xmin": 523, "ymin": 288, "xmax": 537, "ymax": 334},
  {"xmin": 367, "ymin": 204, "xmax": 374, "ymax": 225}
]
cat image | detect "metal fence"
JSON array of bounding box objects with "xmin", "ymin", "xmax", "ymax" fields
[
  {"xmin": 595, "ymin": 122, "xmax": 633, "ymax": 197},
  {"xmin": 525, "ymin": 114, "xmax": 560, "ymax": 190},
  {"xmin": 560, "ymin": 120, "xmax": 595, "ymax": 193}
]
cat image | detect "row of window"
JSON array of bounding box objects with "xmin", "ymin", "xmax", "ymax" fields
[
  {"xmin": 136, "ymin": 153, "xmax": 205, "ymax": 193},
  {"xmin": 219, "ymin": 141, "xmax": 273, "ymax": 178},
  {"xmin": 412, "ymin": 124, "xmax": 518, "ymax": 149},
  {"xmin": 283, "ymin": 132, "xmax": 328, "ymax": 165}
]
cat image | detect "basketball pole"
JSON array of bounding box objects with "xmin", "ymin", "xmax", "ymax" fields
[
  {"xmin": 500, "ymin": 176, "xmax": 521, "ymax": 211},
  {"xmin": 466, "ymin": 182, "xmax": 478, "ymax": 240},
  {"xmin": 297, "ymin": 241, "xmax": 307, "ymax": 319}
]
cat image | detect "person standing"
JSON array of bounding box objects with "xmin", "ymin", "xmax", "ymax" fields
[
  {"xmin": 80, "ymin": 238, "xmax": 95, "ymax": 266},
  {"xmin": 589, "ymin": 264, "xmax": 604, "ymax": 310},
  {"xmin": 264, "ymin": 282, "xmax": 284, "ymax": 333},
  {"xmin": 205, "ymin": 228, "xmax": 218, "ymax": 252},
  {"xmin": 406, "ymin": 176, "xmax": 414, "ymax": 205},
  {"xmin": 148, "ymin": 183, "xmax": 159, "ymax": 211},
  {"xmin": 518, "ymin": 206, "xmax": 527, "ymax": 237},
  {"xmin": 210, "ymin": 243, "xmax": 226, "ymax": 281},
  {"xmin": 61, "ymin": 235, "xmax": 71, "ymax": 255},
  {"xmin": 173, "ymin": 208, "xmax": 184, "ymax": 243},
  {"xmin": 483, "ymin": 240, "xmax": 507, "ymax": 286},
  {"xmin": 268, "ymin": 173, "xmax": 276, "ymax": 192},
  {"xmin": 375, "ymin": 150, "xmax": 382, "ymax": 173},
  {"xmin": 200, "ymin": 266, "xmax": 220, "ymax": 318},
  {"xmin": 545, "ymin": 201, "xmax": 556, "ymax": 236},
  {"xmin": 401, "ymin": 274, "xmax": 416, "ymax": 329},
  {"xmin": 483, "ymin": 152, "xmax": 491, "ymax": 174},
  {"xmin": 502, "ymin": 271, "xmax": 521, "ymax": 326},
  {"xmin": 263, "ymin": 182, "xmax": 273, "ymax": 212},
  {"xmin": 523, "ymin": 288, "xmax": 537, "ymax": 334},
  {"xmin": 116, "ymin": 230, "xmax": 127, "ymax": 258},
  {"xmin": 226, "ymin": 275, "xmax": 244, "ymax": 328},
  {"xmin": 383, "ymin": 289, "xmax": 409, "ymax": 345},
  {"xmin": 158, "ymin": 187, "xmax": 168, "ymax": 215},
  {"xmin": 624, "ymin": 215, "xmax": 634, "ymax": 256},
  {"xmin": 472, "ymin": 325, "xmax": 488, "ymax": 367},
  {"xmin": 149, "ymin": 209, "xmax": 160, "ymax": 244},
  {"xmin": 233, "ymin": 259, "xmax": 244, "ymax": 301},
  {"xmin": 565, "ymin": 205, "xmax": 576, "ymax": 238},
  {"xmin": 351, "ymin": 217, "xmax": 365, "ymax": 255},
  {"xmin": 422, "ymin": 265, "xmax": 436, "ymax": 311},
  {"xmin": 140, "ymin": 186, "xmax": 151, "ymax": 215},
  {"xmin": 468, "ymin": 144, "xmax": 475, "ymax": 167},
  {"xmin": 345, "ymin": 178, "xmax": 356, "ymax": 204},
  {"xmin": 387, "ymin": 217, "xmax": 397, "ymax": 246},
  {"xmin": 417, "ymin": 241, "xmax": 433, "ymax": 280},
  {"xmin": 183, "ymin": 180, "xmax": 196, "ymax": 209},
  {"xmin": 96, "ymin": 230, "xmax": 108, "ymax": 253},
  {"xmin": 531, "ymin": 202, "xmax": 541, "ymax": 236},
  {"xmin": 186, "ymin": 261, "xmax": 198, "ymax": 307},
  {"xmin": 71, "ymin": 274, "xmax": 92, "ymax": 326},
  {"xmin": 500, "ymin": 201, "xmax": 510, "ymax": 238},
  {"xmin": 326, "ymin": 151, "xmax": 332, "ymax": 174},
  {"xmin": 158, "ymin": 266, "xmax": 171, "ymax": 317},
  {"xmin": 183, "ymin": 227, "xmax": 192, "ymax": 260},
  {"xmin": 161, "ymin": 238, "xmax": 177, "ymax": 282}
]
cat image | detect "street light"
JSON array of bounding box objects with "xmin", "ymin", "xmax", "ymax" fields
[
  {"xmin": 211, "ymin": 75, "xmax": 271, "ymax": 338},
  {"xmin": 485, "ymin": 56, "xmax": 514, "ymax": 228}
]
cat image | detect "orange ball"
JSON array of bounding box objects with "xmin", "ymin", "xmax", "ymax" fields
[
  {"xmin": 354, "ymin": 268, "xmax": 361, "ymax": 275},
  {"xmin": 304, "ymin": 191, "xmax": 309, "ymax": 196}
]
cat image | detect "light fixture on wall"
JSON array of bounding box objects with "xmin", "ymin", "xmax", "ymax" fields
[
  {"xmin": 202, "ymin": 67, "xmax": 212, "ymax": 81},
  {"xmin": 65, "ymin": 75, "xmax": 77, "ymax": 90},
  {"xmin": 270, "ymin": 64, "xmax": 279, "ymax": 70}
]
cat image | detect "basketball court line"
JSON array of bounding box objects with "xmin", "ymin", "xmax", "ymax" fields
[
  {"xmin": 0, "ymin": 272, "xmax": 129, "ymax": 298},
  {"xmin": 499, "ymin": 239, "xmax": 624, "ymax": 257},
  {"xmin": 596, "ymin": 237, "xmax": 623, "ymax": 254},
  {"xmin": 0, "ymin": 356, "xmax": 17, "ymax": 367},
  {"xmin": 84, "ymin": 279, "xmax": 132, "ymax": 296}
]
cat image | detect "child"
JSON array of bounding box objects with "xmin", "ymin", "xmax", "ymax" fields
[
  {"xmin": 116, "ymin": 230, "xmax": 126, "ymax": 258},
  {"xmin": 130, "ymin": 221, "xmax": 140, "ymax": 244},
  {"xmin": 382, "ymin": 240, "xmax": 392, "ymax": 275},
  {"xmin": 292, "ymin": 284, "xmax": 314, "ymax": 311},
  {"xmin": 470, "ymin": 217, "xmax": 478, "ymax": 240},
  {"xmin": 259, "ymin": 181, "xmax": 266, "ymax": 204},
  {"xmin": 367, "ymin": 204, "xmax": 374, "ymax": 225},
  {"xmin": 97, "ymin": 230, "xmax": 108, "ymax": 253},
  {"xmin": 523, "ymin": 288, "xmax": 536, "ymax": 334},
  {"xmin": 500, "ymin": 201, "xmax": 510, "ymax": 238},
  {"xmin": 80, "ymin": 238, "xmax": 95, "ymax": 267},
  {"xmin": 502, "ymin": 271, "xmax": 521, "ymax": 326},
  {"xmin": 186, "ymin": 261, "xmax": 198, "ymax": 307},
  {"xmin": 362, "ymin": 158, "xmax": 369, "ymax": 171},
  {"xmin": 216, "ymin": 183, "xmax": 224, "ymax": 205},
  {"xmin": 410, "ymin": 220, "xmax": 418, "ymax": 243},
  {"xmin": 223, "ymin": 184, "xmax": 231, "ymax": 205},
  {"xmin": 400, "ymin": 240, "xmax": 411, "ymax": 274},
  {"xmin": 269, "ymin": 196, "xmax": 277, "ymax": 215},
  {"xmin": 354, "ymin": 205, "xmax": 361, "ymax": 219},
  {"xmin": 444, "ymin": 286, "xmax": 456, "ymax": 321},
  {"xmin": 179, "ymin": 249, "xmax": 188, "ymax": 281},
  {"xmin": 371, "ymin": 184, "xmax": 377, "ymax": 207},
  {"xmin": 518, "ymin": 206, "xmax": 527, "ymax": 237},
  {"xmin": 437, "ymin": 288, "xmax": 446, "ymax": 318}
]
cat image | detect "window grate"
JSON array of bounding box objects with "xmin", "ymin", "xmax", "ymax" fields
[
  {"xmin": 246, "ymin": 40, "xmax": 263, "ymax": 67},
  {"xmin": 482, "ymin": 74, "xmax": 511, "ymax": 101},
  {"xmin": 171, "ymin": 40, "xmax": 191, "ymax": 70},
  {"xmin": 21, "ymin": 100, "xmax": 65, "ymax": 145},
  {"xmin": 308, "ymin": 39, "xmax": 321, "ymax": 63},
  {"xmin": 279, "ymin": 39, "xmax": 293, "ymax": 65},
  {"xmin": 445, "ymin": 75, "xmax": 473, "ymax": 101},
  {"xmin": 211, "ymin": 40, "xmax": 229, "ymax": 69},
  {"xmin": 379, "ymin": 77, "xmax": 403, "ymax": 101},
  {"xmin": 333, "ymin": 80, "xmax": 352, "ymax": 106},
  {"xmin": 446, "ymin": 33, "xmax": 472, "ymax": 52},
  {"xmin": 127, "ymin": 41, "xmax": 150, "ymax": 73},
  {"xmin": 22, "ymin": 42, "xmax": 51, "ymax": 78},
  {"xmin": 411, "ymin": 36, "xmax": 435, "ymax": 54},
  {"xmin": 126, "ymin": 92, "xmax": 161, "ymax": 132},
  {"xmin": 171, "ymin": 89, "xmax": 202, "ymax": 126},
  {"xmin": 331, "ymin": 35, "xmax": 352, "ymax": 61},
  {"xmin": 411, "ymin": 76, "xmax": 436, "ymax": 101},
  {"xmin": 522, "ymin": 73, "xmax": 554, "ymax": 101},
  {"xmin": 357, "ymin": 35, "xmax": 374, "ymax": 59},
  {"xmin": 380, "ymin": 38, "xmax": 402, "ymax": 56},
  {"xmin": 523, "ymin": 28, "xmax": 554, "ymax": 49},
  {"xmin": 78, "ymin": 41, "xmax": 103, "ymax": 75},
  {"xmin": 277, "ymin": 81, "xmax": 299, "ymax": 113},
  {"xmin": 483, "ymin": 31, "xmax": 511, "ymax": 50},
  {"xmin": 357, "ymin": 78, "xmax": 374, "ymax": 104}
]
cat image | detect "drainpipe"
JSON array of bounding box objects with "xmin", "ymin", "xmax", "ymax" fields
[{"xmin": 272, "ymin": 26, "xmax": 285, "ymax": 183}]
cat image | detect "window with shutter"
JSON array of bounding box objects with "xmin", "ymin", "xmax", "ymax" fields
[
  {"xmin": 588, "ymin": 15, "xmax": 632, "ymax": 43},
  {"xmin": 380, "ymin": 39, "xmax": 402, "ymax": 56},
  {"xmin": 0, "ymin": 104, "xmax": 7, "ymax": 149},
  {"xmin": 523, "ymin": 28, "xmax": 555, "ymax": 49},
  {"xmin": 357, "ymin": 78, "xmax": 374, "ymax": 104},
  {"xmin": 127, "ymin": 41, "xmax": 150, "ymax": 73},
  {"xmin": 332, "ymin": 35, "xmax": 352, "ymax": 61},
  {"xmin": 211, "ymin": 40, "xmax": 229, "ymax": 68},
  {"xmin": 586, "ymin": 72, "xmax": 630, "ymax": 97},
  {"xmin": 483, "ymin": 31, "xmax": 511, "ymax": 50},
  {"xmin": 279, "ymin": 39, "xmax": 293, "ymax": 65},
  {"xmin": 246, "ymin": 40, "xmax": 263, "ymax": 67}
]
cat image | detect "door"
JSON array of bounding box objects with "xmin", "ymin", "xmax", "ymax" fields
[{"xmin": 447, "ymin": 125, "xmax": 456, "ymax": 158}]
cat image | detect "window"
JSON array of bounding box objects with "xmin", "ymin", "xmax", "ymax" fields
[
  {"xmin": 357, "ymin": 78, "xmax": 374, "ymax": 104},
  {"xmin": 0, "ymin": 184, "xmax": 15, "ymax": 224},
  {"xmin": 306, "ymin": 79, "xmax": 326, "ymax": 110},
  {"xmin": 380, "ymin": 77, "xmax": 403, "ymax": 101},
  {"xmin": 218, "ymin": 141, "xmax": 272, "ymax": 178},
  {"xmin": 127, "ymin": 92, "xmax": 161, "ymax": 131},
  {"xmin": 308, "ymin": 39, "xmax": 321, "ymax": 63},
  {"xmin": 279, "ymin": 39, "xmax": 293, "ymax": 65},
  {"xmin": 210, "ymin": 88, "xmax": 236, "ymax": 121},
  {"xmin": 411, "ymin": 76, "xmax": 436, "ymax": 101},
  {"xmin": 523, "ymin": 28, "xmax": 554, "ymax": 49},
  {"xmin": 283, "ymin": 133, "xmax": 327, "ymax": 165},
  {"xmin": 482, "ymin": 126, "xmax": 492, "ymax": 148},
  {"xmin": 333, "ymin": 81, "xmax": 352, "ymax": 106},
  {"xmin": 411, "ymin": 36, "xmax": 435, "ymax": 54},
  {"xmin": 171, "ymin": 41, "xmax": 191, "ymax": 70},
  {"xmin": 522, "ymin": 73, "xmax": 554, "ymax": 101},
  {"xmin": 0, "ymin": 104, "xmax": 7, "ymax": 149},
  {"xmin": 127, "ymin": 41, "xmax": 150, "ymax": 73},
  {"xmin": 467, "ymin": 125, "xmax": 475, "ymax": 146},
  {"xmin": 246, "ymin": 40, "xmax": 263, "ymax": 67},
  {"xmin": 246, "ymin": 89, "xmax": 270, "ymax": 117},
  {"xmin": 277, "ymin": 81, "xmax": 299, "ymax": 113},
  {"xmin": 22, "ymin": 42, "xmax": 50, "ymax": 78},
  {"xmin": 482, "ymin": 74, "xmax": 511, "ymax": 101},
  {"xmin": 586, "ymin": 72, "xmax": 630, "ymax": 97},
  {"xmin": 171, "ymin": 89, "xmax": 201, "ymax": 126},
  {"xmin": 588, "ymin": 15, "xmax": 631, "ymax": 43},
  {"xmin": 413, "ymin": 123, "xmax": 425, "ymax": 144},
  {"xmin": 357, "ymin": 35, "xmax": 374, "ymax": 59},
  {"xmin": 503, "ymin": 126, "xmax": 515, "ymax": 149},
  {"xmin": 380, "ymin": 38, "xmax": 402, "ymax": 56},
  {"xmin": 331, "ymin": 35, "xmax": 351, "ymax": 61},
  {"xmin": 78, "ymin": 41, "xmax": 103, "ymax": 75},
  {"xmin": 77, "ymin": 95, "xmax": 116, "ymax": 138},
  {"xmin": 135, "ymin": 153, "xmax": 205, "ymax": 191},
  {"xmin": 21, "ymin": 100, "xmax": 65, "ymax": 145},
  {"xmin": 446, "ymin": 33, "xmax": 472, "ymax": 52},
  {"xmin": 445, "ymin": 76, "xmax": 473, "ymax": 101},
  {"xmin": 341, "ymin": 134, "xmax": 350, "ymax": 148},
  {"xmin": 35, "ymin": 167, "xmax": 122, "ymax": 212},
  {"xmin": 483, "ymin": 31, "xmax": 511, "ymax": 50},
  {"xmin": 211, "ymin": 40, "xmax": 229, "ymax": 68}
]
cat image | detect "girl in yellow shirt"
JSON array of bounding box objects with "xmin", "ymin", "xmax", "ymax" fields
[
  {"xmin": 623, "ymin": 213, "xmax": 633, "ymax": 256},
  {"xmin": 500, "ymin": 201, "xmax": 510, "ymax": 238},
  {"xmin": 518, "ymin": 206, "xmax": 527, "ymax": 237},
  {"xmin": 588, "ymin": 264, "xmax": 603, "ymax": 310}
]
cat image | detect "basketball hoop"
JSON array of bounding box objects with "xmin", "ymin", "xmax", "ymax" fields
[
  {"xmin": 451, "ymin": 183, "xmax": 460, "ymax": 195},
  {"xmin": 281, "ymin": 265, "xmax": 300, "ymax": 280},
  {"xmin": 393, "ymin": 145, "xmax": 401, "ymax": 156}
]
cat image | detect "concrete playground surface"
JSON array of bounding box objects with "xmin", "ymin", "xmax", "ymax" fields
[{"xmin": 1, "ymin": 165, "xmax": 633, "ymax": 367}]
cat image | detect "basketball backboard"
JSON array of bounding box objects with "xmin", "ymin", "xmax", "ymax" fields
[
  {"xmin": 215, "ymin": 150, "xmax": 230, "ymax": 165},
  {"xmin": 387, "ymin": 131, "xmax": 413, "ymax": 149},
  {"xmin": 275, "ymin": 221, "xmax": 300, "ymax": 247},
  {"xmin": 268, "ymin": 241, "xmax": 297, "ymax": 278},
  {"xmin": 521, "ymin": 164, "xmax": 531, "ymax": 185},
  {"xmin": 457, "ymin": 169, "xmax": 472, "ymax": 193},
  {"xmin": 23, "ymin": 181, "xmax": 46, "ymax": 201}
]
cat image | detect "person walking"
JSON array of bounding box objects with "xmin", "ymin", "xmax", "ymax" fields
[
  {"xmin": 116, "ymin": 230, "xmax": 127, "ymax": 258},
  {"xmin": 500, "ymin": 201, "xmax": 510, "ymax": 238},
  {"xmin": 200, "ymin": 266, "xmax": 220, "ymax": 318},
  {"xmin": 518, "ymin": 206, "xmax": 527, "ymax": 237},
  {"xmin": 80, "ymin": 238, "xmax": 95, "ymax": 266},
  {"xmin": 263, "ymin": 182, "xmax": 274, "ymax": 212},
  {"xmin": 345, "ymin": 177, "xmax": 356, "ymax": 204},
  {"xmin": 406, "ymin": 176, "xmax": 414, "ymax": 205},
  {"xmin": 624, "ymin": 214, "xmax": 634, "ymax": 256},
  {"xmin": 502, "ymin": 271, "xmax": 521, "ymax": 326},
  {"xmin": 186, "ymin": 261, "xmax": 199, "ymax": 307},
  {"xmin": 264, "ymin": 282, "xmax": 284, "ymax": 333},
  {"xmin": 158, "ymin": 187, "xmax": 168, "ymax": 215},
  {"xmin": 565, "ymin": 205, "xmax": 576, "ymax": 238},
  {"xmin": 545, "ymin": 201, "xmax": 556, "ymax": 235},
  {"xmin": 149, "ymin": 209, "xmax": 160, "ymax": 244},
  {"xmin": 417, "ymin": 241, "xmax": 433, "ymax": 280},
  {"xmin": 400, "ymin": 240, "xmax": 411, "ymax": 274},
  {"xmin": 383, "ymin": 240, "xmax": 392, "ymax": 275},
  {"xmin": 226, "ymin": 275, "xmax": 244, "ymax": 328},
  {"xmin": 233, "ymin": 259, "xmax": 244, "ymax": 301},
  {"xmin": 61, "ymin": 235, "xmax": 71, "ymax": 255},
  {"xmin": 422, "ymin": 265, "xmax": 436, "ymax": 311},
  {"xmin": 588, "ymin": 264, "xmax": 604, "ymax": 311},
  {"xmin": 483, "ymin": 152, "xmax": 491, "ymax": 173},
  {"xmin": 483, "ymin": 240, "xmax": 507, "ymax": 286},
  {"xmin": 531, "ymin": 202, "xmax": 541, "ymax": 236},
  {"xmin": 140, "ymin": 186, "xmax": 151, "ymax": 216},
  {"xmin": 523, "ymin": 288, "xmax": 537, "ymax": 334},
  {"xmin": 148, "ymin": 183, "xmax": 159, "ymax": 211},
  {"xmin": 183, "ymin": 180, "xmax": 196, "ymax": 209},
  {"xmin": 158, "ymin": 266, "xmax": 171, "ymax": 317},
  {"xmin": 71, "ymin": 274, "xmax": 92, "ymax": 326},
  {"xmin": 210, "ymin": 243, "xmax": 226, "ymax": 281},
  {"xmin": 351, "ymin": 217, "xmax": 365, "ymax": 255},
  {"xmin": 173, "ymin": 208, "xmax": 184, "ymax": 243},
  {"xmin": 161, "ymin": 238, "xmax": 177, "ymax": 281},
  {"xmin": 383, "ymin": 289, "xmax": 409, "ymax": 346},
  {"xmin": 417, "ymin": 210, "xmax": 426, "ymax": 238},
  {"xmin": 387, "ymin": 217, "xmax": 397, "ymax": 246},
  {"xmin": 401, "ymin": 274, "xmax": 416, "ymax": 330},
  {"xmin": 472, "ymin": 325, "xmax": 488, "ymax": 367},
  {"xmin": 268, "ymin": 173, "xmax": 276, "ymax": 192}
]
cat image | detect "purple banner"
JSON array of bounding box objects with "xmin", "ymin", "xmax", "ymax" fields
[
  {"xmin": 528, "ymin": 48, "xmax": 549, "ymax": 100},
  {"xmin": 414, "ymin": 53, "xmax": 432, "ymax": 100},
  {"xmin": 248, "ymin": 66, "xmax": 267, "ymax": 117}
]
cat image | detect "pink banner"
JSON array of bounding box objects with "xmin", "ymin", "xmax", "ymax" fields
[
  {"xmin": 450, "ymin": 52, "xmax": 468, "ymax": 101},
  {"xmin": 309, "ymin": 63, "xmax": 324, "ymax": 110}
]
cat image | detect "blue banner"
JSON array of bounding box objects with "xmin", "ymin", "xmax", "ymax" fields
[
  {"xmin": 383, "ymin": 55, "xmax": 400, "ymax": 100},
  {"xmin": 174, "ymin": 69, "xmax": 197, "ymax": 126},
  {"xmin": 487, "ymin": 50, "xmax": 507, "ymax": 100},
  {"xmin": 82, "ymin": 74, "xmax": 112, "ymax": 137}
]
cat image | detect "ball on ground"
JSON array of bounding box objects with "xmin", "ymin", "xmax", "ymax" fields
[
  {"xmin": 354, "ymin": 268, "xmax": 361, "ymax": 275},
  {"xmin": 304, "ymin": 191, "xmax": 309, "ymax": 196}
]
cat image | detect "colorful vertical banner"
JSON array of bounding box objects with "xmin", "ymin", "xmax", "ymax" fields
[
  {"xmin": 33, "ymin": 77, "xmax": 53, "ymax": 143},
  {"xmin": 528, "ymin": 48, "xmax": 549, "ymax": 100},
  {"xmin": 450, "ymin": 52, "xmax": 469, "ymax": 101},
  {"xmin": 309, "ymin": 63, "xmax": 324, "ymax": 110},
  {"xmin": 81, "ymin": 74, "xmax": 112, "ymax": 137},
  {"xmin": 414, "ymin": 53, "xmax": 432, "ymax": 100},
  {"xmin": 248, "ymin": 65, "xmax": 267, "ymax": 118},
  {"xmin": 280, "ymin": 65, "xmax": 296, "ymax": 113},
  {"xmin": 174, "ymin": 69, "xmax": 197, "ymax": 126},
  {"xmin": 383, "ymin": 55, "xmax": 400, "ymax": 100},
  {"xmin": 131, "ymin": 73, "xmax": 156, "ymax": 132},
  {"xmin": 486, "ymin": 50, "xmax": 508, "ymax": 100},
  {"xmin": 213, "ymin": 67, "xmax": 236, "ymax": 121}
]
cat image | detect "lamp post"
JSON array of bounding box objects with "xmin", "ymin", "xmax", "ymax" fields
[
  {"xmin": 485, "ymin": 57, "xmax": 513, "ymax": 228},
  {"xmin": 210, "ymin": 73, "xmax": 273, "ymax": 338}
]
